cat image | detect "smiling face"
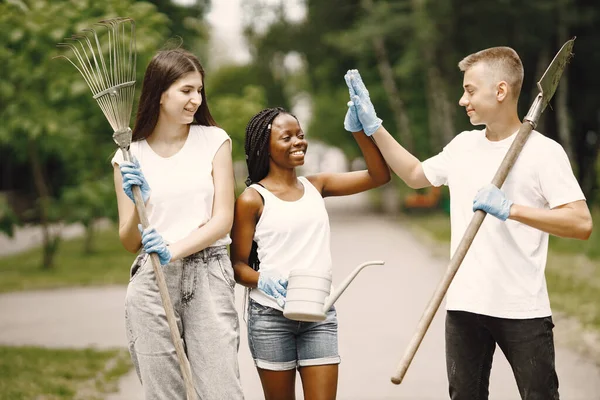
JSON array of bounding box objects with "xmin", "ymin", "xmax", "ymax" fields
[
  {"xmin": 268, "ymin": 113, "xmax": 307, "ymax": 168},
  {"xmin": 458, "ymin": 62, "xmax": 503, "ymax": 126},
  {"xmin": 159, "ymin": 70, "xmax": 203, "ymax": 125}
]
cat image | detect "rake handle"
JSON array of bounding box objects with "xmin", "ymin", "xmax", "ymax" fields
[
  {"xmin": 391, "ymin": 120, "xmax": 535, "ymax": 385},
  {"xmin": 125, "ymin": 151, "xmax": 198, "ymax": 400}
]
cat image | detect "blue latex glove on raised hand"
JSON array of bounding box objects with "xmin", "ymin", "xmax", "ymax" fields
[
  {"xmin": 120, "ymin": 158, "xmax": 151, "ymax": 204},
  {"xmin": 343, "ymin": 71, "xmax": 362, "ymax": 133},
  {"xmin": 257, "ymin": 270, "xmax": 288, "ymax": 308},
  {"xmin": 138, "ymin": 225, "xmax": 172, "ymax": 265},
  {"xmin": 472, "ymin": 184, "xmax": 513, "ymax": 221},
  {"xmin": 345, "ymin": 69, "xmax": 382, "ymax": 136}
]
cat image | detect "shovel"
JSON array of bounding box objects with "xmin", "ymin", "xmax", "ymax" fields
[{"xmin": 391, "ymin": 38, "xmax": 576, "ymax": 385}]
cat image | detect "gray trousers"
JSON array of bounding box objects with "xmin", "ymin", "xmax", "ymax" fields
[{"xmin": 125, "ymin": 246, "xmax": 244, "ymax": 399}]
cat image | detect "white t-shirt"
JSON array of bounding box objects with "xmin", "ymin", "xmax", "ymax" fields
[
  {"xmin": 248, "ymin": 177, "xmax": 332, "ymax": 311},
  {"xmin": 422, "ymin": 129, "xmax": 585, "ymax": 318},
  {"xmin": 111, "ymin": 125, "xmax": 232, "ymax": 246}
]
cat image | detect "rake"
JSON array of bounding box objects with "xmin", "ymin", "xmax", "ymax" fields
[{"xmin": 56, "ymin": 17, "xmax": 198, "ymax": 400}]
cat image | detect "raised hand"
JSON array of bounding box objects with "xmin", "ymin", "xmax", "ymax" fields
[
  {"xmin": 472, "ymin": 184, "xmax": 513, "ymax": 221},
  {"xmin": 120, "ymin": 158, "xmax": 151, "ymax": 204},
  {"xmin": 345, "ymin": 69, "xmax": 382, "ymax": 136},
  {"xmin": 139, "ymin": 225, "xmax": 172, "ymax": 265},
  {"xmin": 257, "ymin": 270, "xmax": 288, "ymax": 308},
  {"xmin": 343, "ymin": 71, "xmax": 362, "ymax": 133}
]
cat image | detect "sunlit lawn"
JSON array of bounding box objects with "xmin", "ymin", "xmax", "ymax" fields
[
  {"xmin": 0, "ymin": 225, "xmax": 133, "ymax": 293},
  {"xmin": 405, "ymin": 209, "xmax": 600, "ymax": 330},
  {"xmin": 0, "ymin": 346, "xmax": 131, "ymax": 400}
]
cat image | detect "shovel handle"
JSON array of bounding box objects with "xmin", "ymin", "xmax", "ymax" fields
[
  {"xmin": 124, "ymin": 150, "xmax": 198, "ymax": 400},
  {"xmin": 390, "ymin": 120, "xmax": 535, "ymax": 385}
]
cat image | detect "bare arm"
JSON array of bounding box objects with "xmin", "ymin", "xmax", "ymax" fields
[
  {"xmin": 230, "ymin": 188, "xmax": 262, "ymax": 288},
  {"xmin": 370, "ymin": 125, "xmax": 432, "ymax": 189},
  {"xmin": 308, "ymin": 130, "xmax": 391, "ymax": 197},
  {"xmin": 113, "ymin": 164, "xmax": 142, "ymax": 253},
  {"xmin": 509, "ymin": 199, "xmax": 592, "ymax": 240},
  {"xmin": 167, "ymin": 141, "xmax": 235, "ymax": 261}
]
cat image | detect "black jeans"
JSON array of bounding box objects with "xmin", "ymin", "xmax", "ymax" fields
[{"xmin": 445, "ymin": 310, "xmax": 559, "ymax": 400}]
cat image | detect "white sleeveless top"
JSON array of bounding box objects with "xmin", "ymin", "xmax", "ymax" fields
[
  {"xmin": 111, "ymin": 125, "xmax": 231, "ymax": 246},
  {"xmin": 249, "ymin": 176, "xmax": 332, "ymax": 310}
]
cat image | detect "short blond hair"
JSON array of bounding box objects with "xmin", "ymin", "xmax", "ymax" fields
[{"xmin": 458, "ymin": 47, "xmax": 524, "ymax": 99}]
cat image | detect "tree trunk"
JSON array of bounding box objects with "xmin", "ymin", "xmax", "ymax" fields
[
  {"xmin": 556, "ymin": 0, "xmax": 574, "ymax": 165},
  {"xmin": 412, "ymin": 0, "xmax": 455, "ymax": 151},
  {"xmin": 27, "ymin": 138, "xmax": 60, "ymax": 269},
  {"xmin": 84, "ymin": 221, "xmax": 94, "ymax": 254},
  {"xmin": 362, "ymin": 0, "xmax": 414, "ymax": 153},
  {"xmin": 531, "ymin": 48, "xmax": 549, "ymax": 134}
]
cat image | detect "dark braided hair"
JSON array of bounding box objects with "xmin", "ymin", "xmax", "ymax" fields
[
  {"xmin": 244, "ymin": 107, "xmax": 298, "ymax": 270},
  {"xmin": 245, "ymin": 107, "xmax": 300, "ymax": 186}
]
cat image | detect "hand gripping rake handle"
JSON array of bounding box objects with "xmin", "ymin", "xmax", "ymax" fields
[
  {"xmin": 56, "ymin": 17, "xmax": 198, "ymax": 399},
  {"xmin": 390, "ymin": 38, "xmax": 576, "ymax": 385},
  {"xmin": 114, "ymin": 129, "xmax": 197, "ymax": 400}
]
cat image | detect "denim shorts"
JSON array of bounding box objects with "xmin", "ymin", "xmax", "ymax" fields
[{"xmin": 247, "ymin": 299, "xmax": 341, "ymax": 371}]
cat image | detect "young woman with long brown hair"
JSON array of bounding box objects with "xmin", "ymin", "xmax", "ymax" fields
[{"xmin": 111, "ymin": 48, "xmax": 244, "ymax": 399}]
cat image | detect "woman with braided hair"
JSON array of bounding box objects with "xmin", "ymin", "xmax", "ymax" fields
[{"xmin": 231, "ymin": 106, "xmax": 390, "ymax": 399}]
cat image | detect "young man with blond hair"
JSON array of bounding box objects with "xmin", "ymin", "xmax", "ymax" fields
[{"xmin": 343, "ymin": 47, "xmax": 592, "ymax": 399}]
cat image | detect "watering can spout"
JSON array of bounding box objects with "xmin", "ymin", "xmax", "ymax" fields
[{"xmin": 322, "ymin": 260, "xmax": 385, "ymax": 312}]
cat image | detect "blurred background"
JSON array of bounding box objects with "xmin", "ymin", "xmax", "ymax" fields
[{"xmin": 1, "ymin": 0, "xmax": 600, "ymax": 399}]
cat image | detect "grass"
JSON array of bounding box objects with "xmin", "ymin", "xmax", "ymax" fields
[
  {"xmin": 0, "ymin": 225, "xmax": 133, "ymax": 293},
  {"xmin": 404, "ymin": 210, "xmax": 600, "ymax": 331},
  {"xmin": 0, "ymin": 346, "xmax": 131, "ymax": 400}
]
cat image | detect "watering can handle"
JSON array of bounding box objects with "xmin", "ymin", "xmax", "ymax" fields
[{"xmin": 323, "ymin": 260, "xmax": 385, "ymax": 312}]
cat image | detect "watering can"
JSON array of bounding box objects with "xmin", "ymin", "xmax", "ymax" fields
[{"xmin": 283, "ymin": 260, "xmax": 385, "ymax": 322}]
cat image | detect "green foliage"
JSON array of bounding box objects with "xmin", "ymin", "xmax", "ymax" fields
[
  {"xmin": 0, "ymin": 225, "xmax": 132, "ymax": 293},
  {"xmin": 0, "ymin": 346, "xmax": 131, "ymax": 399},
  {"xmin": 241, "ymin": 0, "xmax": 600, "ymax": 202},
  {"xmin": 61, "ymin": 177, "xmax": 118, "ymax": 227},
  {"xmin": 0, "ymin": 0, "xmax": 172, "ymax": 264},
  {"xmin": 144, "ymin": 0, "xmax": 211, "ymax": 56},
  {"xmin": 211, "ymin": 84, "xmax": 268, "ymax": 161},
  {"xmin": 0, "ymin": 195, "xmax": 20, "ymax": 238},
  {"xmin": 308, "ymin": 88, "xmax": 361, "ymax": 158}
]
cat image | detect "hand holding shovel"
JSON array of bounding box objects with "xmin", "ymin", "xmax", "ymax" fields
[{"xmin": 390, "ymin": 38, "xmax": 576, "ymax": 385}]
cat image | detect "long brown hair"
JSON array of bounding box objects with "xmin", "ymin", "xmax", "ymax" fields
[{"xmin": 132, "ymin": 49, "xmax": 217, "ymax": 141}]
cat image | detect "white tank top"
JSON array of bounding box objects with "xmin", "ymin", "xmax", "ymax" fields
[
  {"xmin": 248, "ymin": 176, "xmax": 332, "ymax": 310},
  {"xmin": 111, "ymin": 125, "xmax": 231, "ymax": 246}
]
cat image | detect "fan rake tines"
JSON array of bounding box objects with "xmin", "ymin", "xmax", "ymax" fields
[{"xmin": 56, "ymin": 17, "xmax": 137, "ymax": 133}]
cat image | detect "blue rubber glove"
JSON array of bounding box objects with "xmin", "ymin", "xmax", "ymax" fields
[
  {"xmin": 346, "ymin": 69, "xmax": 382, "ymax": 136},
  {"xmin": 343, "ymin": 72, "xmax": 362, "ymax": 133},
  {"xmin": 139, "ymin": 225, "xmax": 172, "ymax": 265},
  {"xmin": 120, "ymin": 158, "xmax": 151, "ymax": 204},
  {"xmin": 472, "ymin": 184, "xmax": 513, "ymax": 221},
  {"xmin": 257, "ymin": 270, "xmax": 288, "ymax": 308}
]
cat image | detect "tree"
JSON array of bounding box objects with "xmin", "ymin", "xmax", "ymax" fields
[
  {"xmin": 144, "ymin": 0, "xmax": 211, "ymax": 57},
  {"xmin": 210, "ymin": 83, "xmax": 268, "ymax": 162},
  {"xmin": 238, "ymin": 0, "xmax": 600, "ymax": 205},
  {"xmin": 61, "ymin": 177, "xmax": 117, "ymax": 254},
  {"xmin": 0, "ymin": 0, "xmax": 169, "ymax": 267}
]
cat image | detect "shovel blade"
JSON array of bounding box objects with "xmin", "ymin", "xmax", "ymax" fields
[{"xmin": 537, "ymin": 38, "xmax": 575, "ymax": 112}]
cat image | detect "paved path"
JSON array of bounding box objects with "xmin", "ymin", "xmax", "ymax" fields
[
  {"xmin": 0, "ymin": 219, "xmax": 111, "ymax": 257},
  {"xmin": 1, "ymin": 194, "xmax": 599, "ymax": 399}
]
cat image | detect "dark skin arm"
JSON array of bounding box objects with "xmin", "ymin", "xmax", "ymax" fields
[
  {"xmin": 308, "ymin": 130, "xmax": 391, "ymax": 196},
  {"xmin": 231, "ymin": 188, "xmax": 263, "ymax": 286}
]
